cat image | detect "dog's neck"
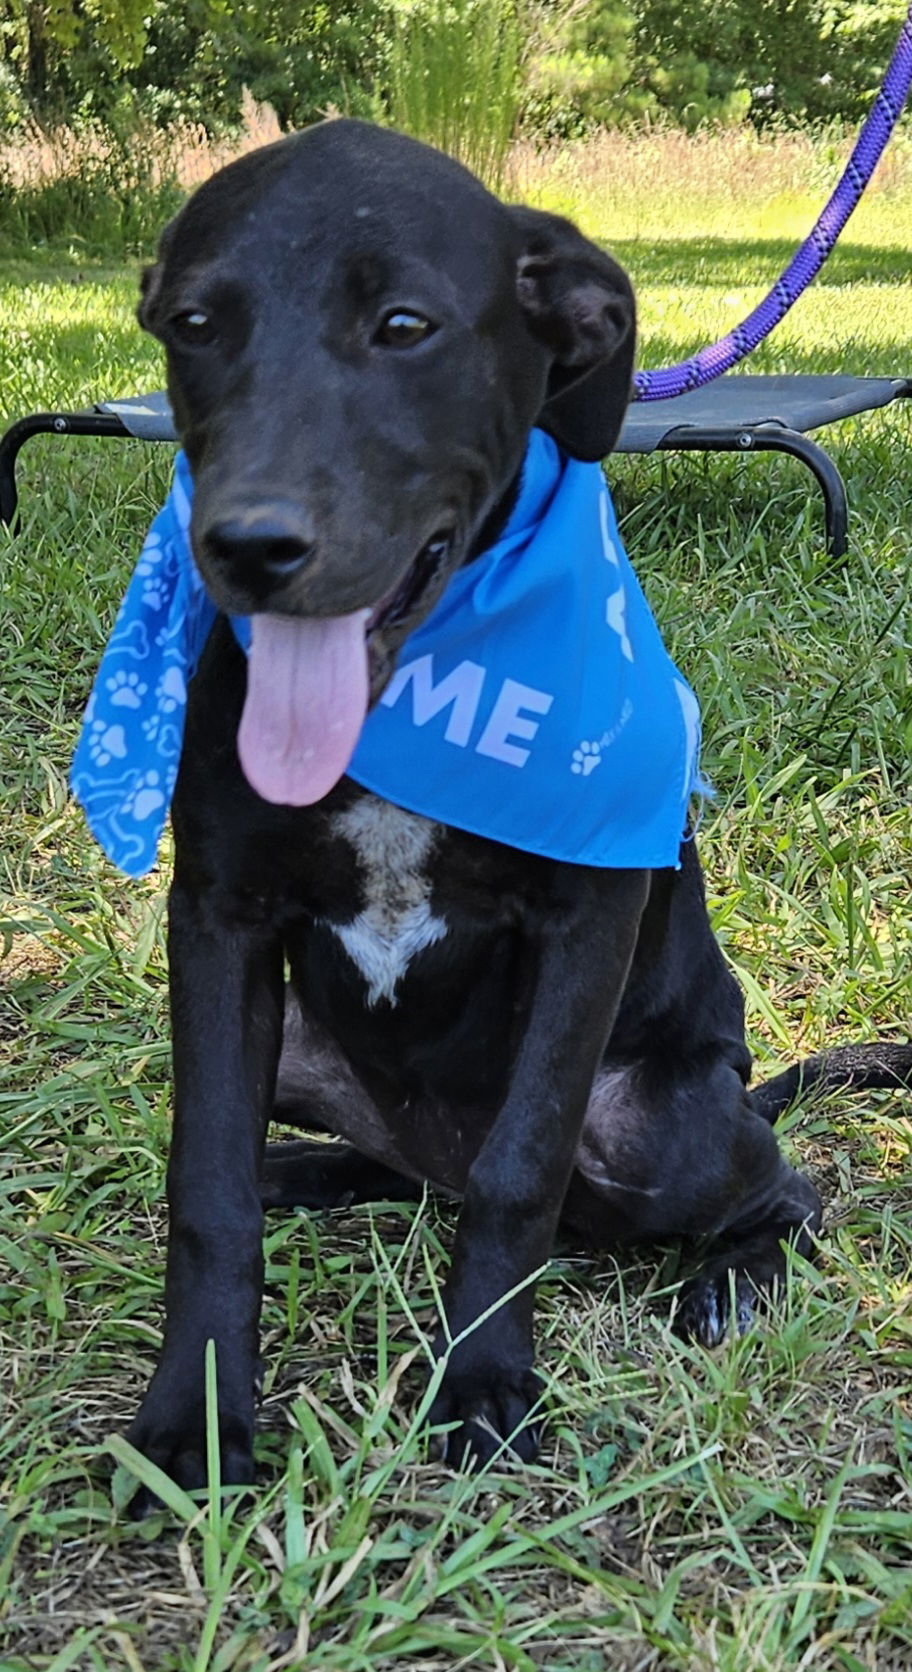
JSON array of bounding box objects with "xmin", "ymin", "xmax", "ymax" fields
[{"xmin": 463, "ymin": 466, "xmax": 525, "ymax": 570}]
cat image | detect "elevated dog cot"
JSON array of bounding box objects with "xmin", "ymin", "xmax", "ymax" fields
[{"xmin": 2, "ymin": 373, "xmax": 910, "ymax": 557}]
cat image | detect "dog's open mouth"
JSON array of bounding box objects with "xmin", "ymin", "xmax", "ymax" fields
[
  {"xmin": 366, "ymin": 531, "xmax": 452, "ymax": 639},
  {"xmin": 237, "ymin": 532, "xmax": 452, "ymax": 807}
]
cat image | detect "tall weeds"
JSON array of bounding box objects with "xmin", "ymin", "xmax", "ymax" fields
[
  {"xmin": 387, "ymin": 0, "xmax": 522, "ymax": 191},
  {"xmin": 0, "ymin": 93, "xmax": 282, "ymax": 260},
  {"xmin": 2, "ymin": 99, "xmax": 910, "ymax": 260},
  {"xmin": 0, "ymin": 131, "xmax": 180, "ymax": 259}
]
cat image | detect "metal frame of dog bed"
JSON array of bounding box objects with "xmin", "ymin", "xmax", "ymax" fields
[{"xmin": 2, "ymin": 373, "xmax": 910, "ymax": 557}]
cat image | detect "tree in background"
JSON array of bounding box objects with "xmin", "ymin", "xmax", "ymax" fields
[
  {"xmin": 1, "ymin": 0, "xmax": 149, "ymax": 122},
  {"xmin": 0, "ymin": 0, "xmax": 388, "ymax": 128},
  {"xmin": 631, "ymin": 0, "xmax": 903, "ymax": 125},
  {"xmin": 526, "ymin": 0, "xmax": 905, "ymax": 130},
  {"xmin": 523, "ymin": 0, "xmax": 642, "ymax": 138},
  {"xmin": 133, "ymin": 0, "xmax": 389, "ymax": 129}
]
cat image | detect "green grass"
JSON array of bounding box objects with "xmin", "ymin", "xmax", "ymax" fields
[{"xmin": 1, "ymin": 127, "xmax": 911, "ymax": 1670}]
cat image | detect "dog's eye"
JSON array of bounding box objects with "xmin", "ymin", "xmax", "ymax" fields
[
  {"xmin": 375, "ymin": 310, "xmax": 434, "ymax": 348},
  {"xmin": 170, "ymin": 310, "xmax": 217, "ymax": 346}
]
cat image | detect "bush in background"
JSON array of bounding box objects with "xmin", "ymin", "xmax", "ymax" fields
[
  {"xmin": 0, "ymin": 123, "xmax": 183, "ymax": 257},
  {"xmin": 388, "ymin": 0, "xmax": 521, "ymax": 189}
]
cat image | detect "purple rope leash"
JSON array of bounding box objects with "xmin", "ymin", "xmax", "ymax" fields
[{"xmin": 634, "ymin": 4, "xmax": 912, "ymax": 400}]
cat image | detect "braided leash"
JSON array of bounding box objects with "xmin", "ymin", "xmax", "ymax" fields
[{"xmin": 634, "ymin": 3, "xmax": 912, "ymax": 401}]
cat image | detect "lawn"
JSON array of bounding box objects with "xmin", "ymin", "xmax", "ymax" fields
[{"xmin": 1, "ymin": 125, "xmax": 911, "ymax": 1671}]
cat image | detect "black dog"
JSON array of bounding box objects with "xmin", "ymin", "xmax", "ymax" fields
[{"xmin": 124, "ymin": 118, "xmax": 911, "ymax": 1492}]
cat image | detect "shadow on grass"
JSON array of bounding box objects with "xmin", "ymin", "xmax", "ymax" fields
[
  {"xmin": 634, "ymin": 335, "xmax": 912, "ymax": 381},
  {"xmin": 611, "ymin": 236, "xmax": 912, "ymax": 289}
]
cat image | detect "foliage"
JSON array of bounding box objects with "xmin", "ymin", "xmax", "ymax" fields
[
  {"xmin": 630, "ymin": 0, "xmax": 905, "ymax": 127},
  {"xmin": 388, "ymin": 0, "xmax": 522, "ymax": 189},
  {"xmin": 0, "ymin": 0, "xmax": 150, "ymax": 114},
  {"xmin": 0, "ymin": 0, "xmax": 908, "ymax": 137},
  {"xmin": 129, "ymin": 0, "xmax": 389, "ymax": 131},
  {"xmin": 524, "ymin": 0, "xmax": 906, "ymax": 133},
  {"xmin": 0, "ymin": 0, "xmax": 390, "ymax": 130},
  {"xmin": 523, "ymin": 0, "xmax": 645, "ymax": 139}
]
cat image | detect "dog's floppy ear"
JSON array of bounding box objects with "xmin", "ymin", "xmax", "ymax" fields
[
  {"xmin": 137, "ymin": 217, "xmax": 178, "ymax": 331},
  {"xmin": 510, "ymin": 206, "xmax": 636, "ymax": 461}
]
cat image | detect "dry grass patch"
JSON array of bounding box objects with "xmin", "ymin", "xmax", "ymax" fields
[{"xmin": 0, "ymin": 90, "xmax": 282, "ymax": 194}]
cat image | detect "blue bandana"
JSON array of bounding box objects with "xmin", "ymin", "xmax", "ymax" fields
[{"xmin": 72, "ymin": 431, "xmax": 702, "ymax": 877}]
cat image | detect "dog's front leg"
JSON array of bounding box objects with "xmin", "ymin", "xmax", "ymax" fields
[
  {"xmin": 126, "ymin": 876, "xmax": 284, "ymax": 1500},
  {"xmin": 431, "ymin": 867, "xmax": 649, "ymax": 1466}
]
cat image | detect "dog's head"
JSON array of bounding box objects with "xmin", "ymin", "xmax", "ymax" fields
[{"xmin": 140, "ymin": 118, "xmax": 635, "ymax": 805}]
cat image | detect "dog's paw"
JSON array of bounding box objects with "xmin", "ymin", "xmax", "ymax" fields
[
  {"xmin": 673, "ymin": 1266, "xmax": 760, "ymax": 1348},
  {"xmin": 124, "ymin": 1401, "xmax": 256, "ymax": 1517},
  {"xmin": 428, "ymin": 1366, "xmax": 542, "ymax": 1467}
]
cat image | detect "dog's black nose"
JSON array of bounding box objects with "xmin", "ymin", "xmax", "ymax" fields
[{"xmin": 203, "ymin": 506, "xmax": 316, "ymax": 580}]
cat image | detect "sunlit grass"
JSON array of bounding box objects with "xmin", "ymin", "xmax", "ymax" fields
[{"xmin": 511, "ymin": 124, "xmax": 912, "ymax": 247}]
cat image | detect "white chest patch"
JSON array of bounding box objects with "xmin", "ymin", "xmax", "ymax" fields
[{"xmin": 325, "ymin": 799, "xmax": 447, "ymax": 1007}]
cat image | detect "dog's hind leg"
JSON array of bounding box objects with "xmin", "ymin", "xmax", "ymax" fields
[
  {"xmin": 261, "ymin": 1141, "xmax": 424, "ymax": 1210},
  {"xmin": 262, "ymin": 989, "xmax": 429, "ymax": 1208},
  {"xmin": 674, "ymin": 1043, "xmax": 912, "ymax": 1342},
  {"xmin": 671, "ymin": 1141, "xmax": 822, "ymax": 1346},
  {"xmin": 567, "ymin": 1058, "xmax": 822, "ymax": 1346}
]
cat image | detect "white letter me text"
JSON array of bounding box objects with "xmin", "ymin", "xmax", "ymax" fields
[{"xmin": 380, "ymin": 654, "xmax": 553, "ymax": 767}]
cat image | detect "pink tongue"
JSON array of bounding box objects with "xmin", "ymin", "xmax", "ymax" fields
[{"xmin": 237, "ymin": 611, "xmax": 369, "ymax": 805}]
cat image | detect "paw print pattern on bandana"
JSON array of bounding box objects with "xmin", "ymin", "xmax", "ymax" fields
[
  {"xmin": 106, "ymin": 669, "xmax": 148, "ymax": 709},
  {"xmin": 70, "ymin": 451, "xmax": 216, "ymax": 878},
  {"xmin": 157, "ymin": 665, "xmax": 187, "ymax": 713},
  {"xmin": 88, "ymin": 720, "xmax": 127, "ymax": 766},
  {"xmin": 571, "ymin": 741, "xmax": 602, "ymax": 777},
  {"xmin": 139, "ymin": 712, "xmax": 183, "ymax": 757},
  {"xmin": 122, "ymin": 770, "xmax": 166, "ymax": 823},
  {"xmin": 142, "ymin": 577, "xmax": 168, "ymax": 610}
]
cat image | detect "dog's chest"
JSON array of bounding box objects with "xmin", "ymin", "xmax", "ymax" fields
[{"xmin": 323, "ymin": 798, "xmax": 447, "ymax": 1007}]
